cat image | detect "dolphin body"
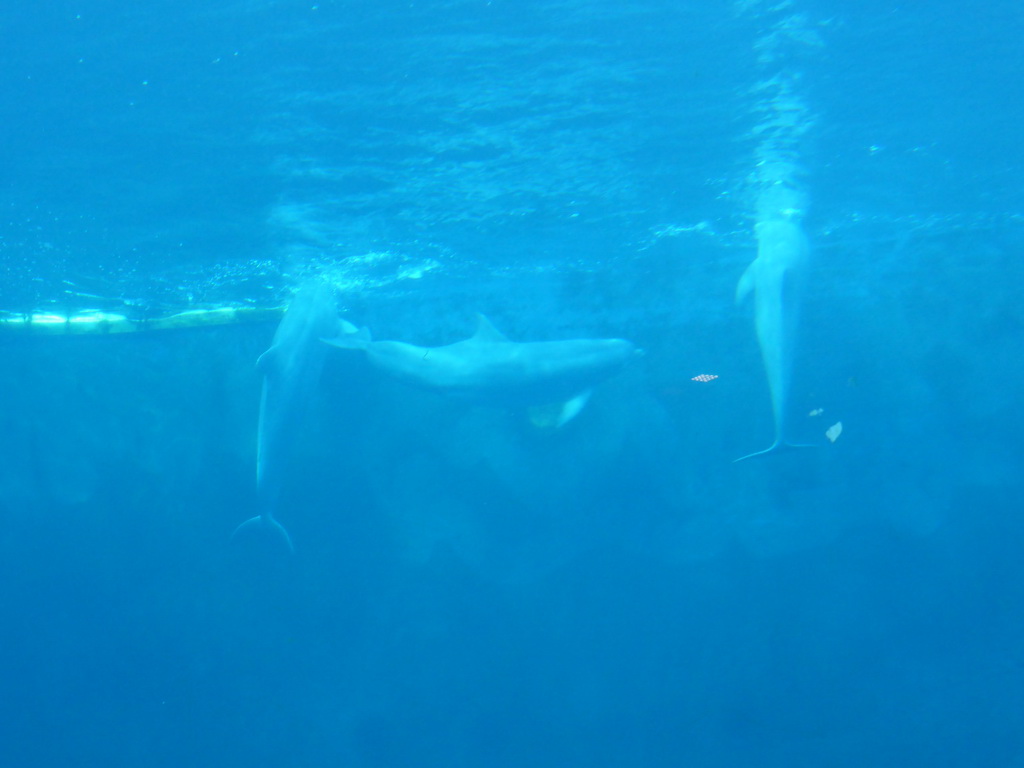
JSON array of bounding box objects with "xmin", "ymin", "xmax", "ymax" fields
[
  {"xmin": 734, "ymin": 217, "xmax": 816, "ymax": 462},
  {"xmin": 324, "ymin": 315, "xmax": 636, "ymax": 426},
  {"xmin": 233, "ymin": 282, "xmax": 340, "ymax": 552}
]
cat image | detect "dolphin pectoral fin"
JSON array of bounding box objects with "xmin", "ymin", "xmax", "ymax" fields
[
  {"xmin": 526, "ymin": 390, "xmax": 593, "ymax": 429},
  {"xmin": 322, "ymin": 325, "xmax": 372, "ymax": 350},
  {"xmin": 471, "ymin": 314, "xmax": 510, "ymax": 343},
  {"xmin": 733, "ymin": 440, "xmax": 820, "ymax": 463},
  {"xmin": 556, "ymin": 389, "xmax": 592, "ymax": 427},
  {"xmin": 231, "ymin": 515, "xmax": 295, "ymax": 554},
  {"xmin": 736, "ymin": 260, "xmax": 758, "ymax": 304}
]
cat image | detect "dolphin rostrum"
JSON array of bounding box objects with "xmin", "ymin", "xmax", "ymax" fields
[
  {"xmin": 233, "ymin": 282, "xmax": 340, "ymax": 552},
  {"xmin": 734, "ymin": 217, "xmax": 816, "ymax": 462},
  {"xmin": 324, "ymin": 315, "xmax": 636, "ymax": 426}
]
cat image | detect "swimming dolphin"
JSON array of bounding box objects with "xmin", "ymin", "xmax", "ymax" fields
[
  {"xmin": 232, "ymin": 282, "xmax": 340, "ymax": 552},
  {"xmin": 324, "ymin": 315, "xmax": 636, "ymax": 426},
  {"xmin": 734, "ymin": 217, "xmax": 816, "ymax": 461}
]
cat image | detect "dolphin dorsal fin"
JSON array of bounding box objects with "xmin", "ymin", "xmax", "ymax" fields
[
  {"xmin": 472, "ymin": 314, "xmax": 509, "ymax": 343},
  {"xmin": 338, "ymin": 318, "xmax": 360, "ymax": 335},
  {"xmin": 256, "ymin": 344, "xmax": 284, "ymax": 374},
  {"xmin": 322, "ymin": 324, "xmax": 371, "ymax": 350}
]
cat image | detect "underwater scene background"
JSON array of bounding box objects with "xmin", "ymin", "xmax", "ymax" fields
[{"xmin": 1, "ymin": 1, "xmax": 1023, "ymax": 766}]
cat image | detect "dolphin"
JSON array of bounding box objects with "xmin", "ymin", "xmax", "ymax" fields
[
  {"xmin": 734, "ymin": 217, "xmax": 816, "ymax": 462},
  {"xmin": 324, "ymin": 315, "xmax": 636, "ymax": 426},
  {"xmin": 232, "ymin": 282, "xmax": 340, "ymax": 552}
]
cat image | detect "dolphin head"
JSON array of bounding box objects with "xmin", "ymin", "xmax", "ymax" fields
[{"xmin": 602, "ymin": 337, "xmax": 639, "ymax": 363}]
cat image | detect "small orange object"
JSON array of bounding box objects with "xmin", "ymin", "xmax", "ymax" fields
[{"xmin": 691, "ymin": 374, "xmax": 719, "ymax": 382}]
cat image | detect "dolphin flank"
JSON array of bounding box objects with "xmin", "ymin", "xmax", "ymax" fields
[{"xmin": 324, "ymin": 314, "xmax": 636, "ymax": 426}]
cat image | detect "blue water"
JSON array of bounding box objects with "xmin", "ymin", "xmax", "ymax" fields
[{"xmin": 1, "ymin": 1, "xmax": 1022, "ymax": 765}]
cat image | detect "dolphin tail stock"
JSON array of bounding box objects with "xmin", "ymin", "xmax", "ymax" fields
[
  {"xmin": 231, "ymin": 515, "xmax": 295, "ymax": 554},
  {"xmin": 733, "ymin": 439, "xmax": 820, "ymax": 463}
]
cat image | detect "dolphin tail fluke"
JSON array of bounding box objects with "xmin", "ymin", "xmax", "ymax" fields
[
  {"xmin": 733, "ymin": 440, "xmax": 819, "ymax": 463},
  {"xmin": 231, "ymin": 515, "xmax": 295, "ymax": 554}
]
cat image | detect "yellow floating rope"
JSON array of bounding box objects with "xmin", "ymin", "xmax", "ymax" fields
[{"xmin": 0, "ymin": 306, "xmax": 284, "ymax": 335}]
